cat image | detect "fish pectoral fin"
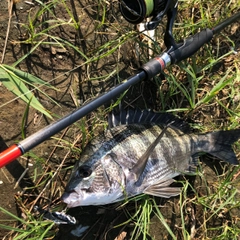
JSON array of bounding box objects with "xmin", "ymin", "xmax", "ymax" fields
[
  {"xmin": 131, "ymin": 123, "xmax": 173, "ymax": 182},
  {"xmin": 143, "ymin": 179, "xmax": 181, "ymax": 198}
]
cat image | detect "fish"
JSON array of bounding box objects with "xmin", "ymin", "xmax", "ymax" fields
[{"xmin": 62, "ymin": 109, "xmax": 240, "ymax": 208}]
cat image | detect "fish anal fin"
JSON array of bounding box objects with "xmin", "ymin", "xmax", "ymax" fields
[
  {"xmin": 184, "ymin": 155, "xmax": 198, "ymax": 173},
  {"xmin": 143, "ymin": 179, "xmax": 181, "ymax": 198}
]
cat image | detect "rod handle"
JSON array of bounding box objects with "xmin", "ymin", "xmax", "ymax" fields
[{"xmin": 169, "ymin": 28, "xmax": 213, "ymax": 63}]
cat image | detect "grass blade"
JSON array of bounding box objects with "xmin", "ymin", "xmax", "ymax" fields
[{"xmin": 0, "ymin": 64, "xmax": 53, "ymax": 118}]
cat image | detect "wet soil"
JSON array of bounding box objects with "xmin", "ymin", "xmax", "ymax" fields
[{"xmin": 0, "ymin": 0, "xmax": 240, "ymax": 239}]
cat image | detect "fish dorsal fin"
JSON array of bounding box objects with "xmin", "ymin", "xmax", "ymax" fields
[
  {"xmin": 131, "ymin": 123, "xmax": 172, "ymax": 183},
  {"xmin": 143, "ymin": 178, "xmax": 181, "ymax": 198},
  {"xmin": 108, "ymin": 108, "xmax": 190, "ymax": 133}
]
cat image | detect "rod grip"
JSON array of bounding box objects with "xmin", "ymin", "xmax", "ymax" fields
[
  {"xmin": 0, "ymin": 144, "xmax": 22, "ymax": 168},
  {"xmin": 170, "ymin": 28, "xmax": 213, "ymax": 63}
]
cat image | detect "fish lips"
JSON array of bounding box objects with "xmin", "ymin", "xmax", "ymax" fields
[{"xmin": 61, "ymin": 191, "xmax": 81, "ymax": 208}]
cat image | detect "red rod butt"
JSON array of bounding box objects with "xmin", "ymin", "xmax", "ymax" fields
[{"xmin": 0, "ymin": 144, "xmax": 22, "ymax": 168}]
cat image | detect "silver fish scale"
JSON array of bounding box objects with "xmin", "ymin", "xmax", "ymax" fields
[
  {"xmin": 140, "ymin": 134, "xmax": 193, "ymax": 188},
  {"xmin": 103, "ymin": 124, "xmax": 195, "ymax": 194}
]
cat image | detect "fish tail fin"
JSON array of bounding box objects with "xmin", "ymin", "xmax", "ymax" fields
[{"xmin": 196, "ymin": 129, "xmax": 240, "ymax": 165}]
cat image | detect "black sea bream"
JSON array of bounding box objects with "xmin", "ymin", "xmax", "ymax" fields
[{"xmin": 62, "ymin": 110, "xmax": 240, "ymax": 207}]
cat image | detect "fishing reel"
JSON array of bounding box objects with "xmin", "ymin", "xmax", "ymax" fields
[{"xmin": 119, "ymin": 0, "xmax": 177, "ymax": 30}]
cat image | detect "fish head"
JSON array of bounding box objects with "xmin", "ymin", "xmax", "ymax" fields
[{"xmin": 62, "ymin": 149, "xmax": 126, "ymax": 207}]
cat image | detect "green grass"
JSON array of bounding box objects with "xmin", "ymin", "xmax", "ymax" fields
[
  {"xmin": 0, "ymin": 0, "xmax": 240, "ymax": 239},
  {"xmin": 0, "ymin": 206, "xmax": 55, "ymax": 239}
]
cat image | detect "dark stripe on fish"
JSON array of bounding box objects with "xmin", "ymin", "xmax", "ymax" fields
[
  {"xmin": 110, "ymin": 124, "xmax": 153, "ymax": 144},
  {"xmin": 92, "ymin": 124, "xmax": 157, "ymax": 159}
]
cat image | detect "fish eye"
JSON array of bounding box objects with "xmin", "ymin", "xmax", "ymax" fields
[{"xmin": 78, "ymin": 165, "xmax": 92, "ymax": 178}]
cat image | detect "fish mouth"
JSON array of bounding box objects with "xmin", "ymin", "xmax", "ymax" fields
[{"xmin": 61, "ymin": 191, "xmax": 81, "ymax": 208}]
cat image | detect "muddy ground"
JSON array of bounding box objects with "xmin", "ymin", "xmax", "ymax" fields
[{"xmin": 0, "ymin": 0, "xmax": 240, "ymax": 239}]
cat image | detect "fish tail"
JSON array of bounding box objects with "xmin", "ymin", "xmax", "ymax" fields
[{"xmin": 196, "ymin": 129, "xmax": 240, "ymax": 165}]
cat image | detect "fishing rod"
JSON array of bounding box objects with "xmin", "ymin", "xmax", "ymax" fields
[{"xmin": 0, "ymin": 11, "xmax": 239, "ymax": 168}]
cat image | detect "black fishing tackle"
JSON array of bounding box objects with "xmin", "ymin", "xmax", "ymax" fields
[{"xmin": 119, "ymin": 0, "xmax": 177, "ymax": 30}]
